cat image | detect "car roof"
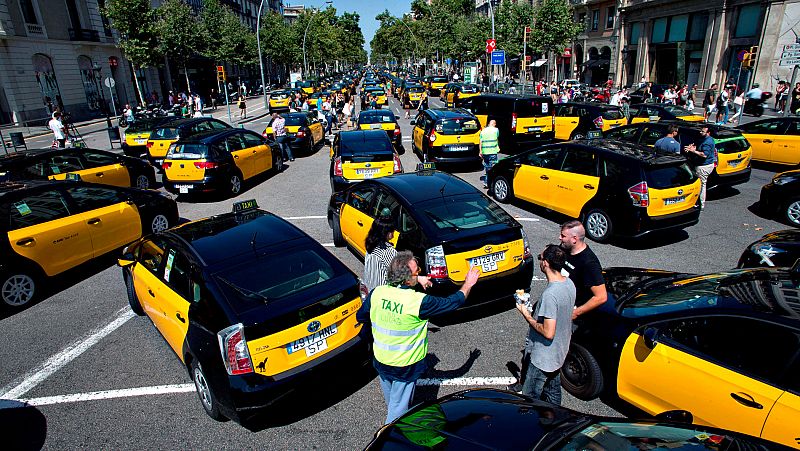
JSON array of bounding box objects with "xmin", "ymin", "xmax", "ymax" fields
[
  {"xmin": 477, "ymin": 93, "xmax": 552, "ymax": 101},
  {"xmin": 359, "ymin": 109, "xmax": 394, "ymax": 118},
  {"xmin": 0, "ymin": 146, "xmax": 110, "ymax": 164},
  {"xmin": 164, "ymin": 210, "xmax": 308, "ymax": 267},
  {"xmin": 425, "ymin": 108, "xmax": 475, "ymax": 120},
  {"xmin": 373, "ymin": 171, "xmax": 478, "ymax": 204},
  {"xmin": 175, "ymin": 128, "xmax": 247, "ymax": 144},
  {"xmin": 564, "ymin": 102, "xmax": 620, "ymax": 110},
  {"xmin": 154, "ymin": 117, "xmax": 220, "ymax": 129},
  {"xmin": 640, "ymin": 120, "xmax": 744, "ymax": 138},
  {"xmin": 573, "ymin": 139, "xmax": 688, "ymax": 165}
]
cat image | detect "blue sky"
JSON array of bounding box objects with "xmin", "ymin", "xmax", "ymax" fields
[{"xmin": 293, "ymin": 0, "xmax": 411, "ymax": 52}]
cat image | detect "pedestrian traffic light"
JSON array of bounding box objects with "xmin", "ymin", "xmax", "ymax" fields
[{"xmin": 217, "ymin": 66, "xmax": 226, "ymax": 82}]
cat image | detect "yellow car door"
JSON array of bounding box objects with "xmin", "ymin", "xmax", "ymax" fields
[
  {"xmin": 629, "ymin": 105, "xmax": 651, "ymax": 124},
  {"xmin": 742, "ymin": 119, "xmax": 783, "ymax": 163},
  {"xmin": 131, "ymin": 237, "xmax": 169, "ymax": 331},
  {"xmin": 6, "ymin": 189, "xmax": 93, "ymax": 276},
  {"xmin": 227, "ymin": 133, "xmax": 256, "ymax": 179},
  {"xmin": 154, "ymin": 248, "xmax": 192, "ymax": 359},
  {"xmin": 769, "ymin": 119, "xmax": 800, "ymax": 165},
  {"xmin": 308, "ymin": 115, "xmax": 324, "ymax": 145},
  {"xmin": 242, "ymin": 132, "xmax": 272, "ymax": 175},
  {"xmin": 554, "ymin": 105, "xmax": 579, "ymax": 140},
  {"xmin": 412, "ymin": 113, "xmax": 426, "ymax": 152},
  {"xmin": 761, "ymin": 390, "xmax": 800, "ymax": 448},
  {"xmin": 339, "ymin": 186, "xmax": 375, "ymax": 256},
  {"xmin": 547, "ymin": 146, "xmax": 599, "ymax": 218},
  {"xmin": 513, "ymin": 146, "xmax": 564, "ymax": 209},
  {"xmin": 77, "ymin": 150, "xmax": 131, "ymax": 187},
  {"xmin": 65, "ymin": 185, "xmax": 142, "ymax": 257}
]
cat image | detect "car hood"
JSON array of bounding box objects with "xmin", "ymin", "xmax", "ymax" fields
[{"xmin": 752, "ymin": 229, "xmax": 800, "ymax": 244}]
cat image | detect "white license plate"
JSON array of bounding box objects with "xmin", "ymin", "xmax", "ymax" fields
[
  {"xmin": 449, "ymin": 146, "xmax": 469, "ymax": 151},
  {"xmin": 609, "ymin": 124, "xmax": 619, "ymax": 128},
  {"xmin": 528, "ymin": 126, "xmax": 541, "ymax": 132},
  {"xmin": 729, "ymin": 159, "xmax": 742, "ymax": 168},
  {"xmin": 174, "ymin": 184, "xmax": 193, "ymax": 194},
  {"xmin": 287, "ymin": 324, "xmax": 338, "ymax": 357},
  {"xmin": 469, "ymin": 251, "xmax": 505, "ymax": 272},
  {"xmin": 135, "ymin": 138, "xmax": 147, "ymax": 144},
  {"xmin": 369, "ymin": 124, "xmax": 383, "ymax": 130},
  {"xmin": 664, "ymin": 195, "xmax": 687, "ymax": 205},
  {"xmin": 356, "ymin": 168, "xmax": 380, "ymax": 178},
  {"xmin": 155, "ymin": 159, "xmax": 164, "ymax": 165}
]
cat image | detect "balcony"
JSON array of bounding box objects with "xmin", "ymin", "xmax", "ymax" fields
[{"xmin": 68, "ymin": 28, "xmax": 100, "ymax": 42}]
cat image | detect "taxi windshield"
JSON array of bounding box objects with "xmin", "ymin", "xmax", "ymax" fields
[
  {"xmin": 662, "ymin": 105, "xmax": 692, "ymax": 117},
  {"xmin": 168, "ymin": 143, "xmax": 210, "ymax": 159},
  {"xmin": 436, "ymin": 118, "xmax": 480, "ymax": 135},
  {"xmin": 418, "ymin": 194, "xmax": 514, "ymax": 231},
  {"xmin": 561, "ymin": 421, "xmax": 744, "ymax": 449}
]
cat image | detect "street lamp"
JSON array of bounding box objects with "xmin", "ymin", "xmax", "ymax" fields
[
  {"xmin": 394, "ymin": 17, "xmax": 419, "ymax": 70},
  {"xmin": 256, "ymin": 0, "xmax": 268, "ymax": 110},
  {"xmin": 303, "ymin": 1, "xmax": 333, "ymax": 78}
]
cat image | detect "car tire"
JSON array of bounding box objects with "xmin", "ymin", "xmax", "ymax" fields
[
  {"xmin": 0, "ymin": 265, "xmax": 39, "ymax": 310},
  {"xmin": 332, "ymin": 217, "xmax": 345, "ymax": 247},
  {"xmin": 124, "ymin": 270, "xmax": 144, "ymax": 316},
  {"xmin": 583, "ymin": 209, "xmax": 613, "ymax": 242},
  {"xmin": 191, "ymin": 360, "xmax": 227, "ymax": 421},
  {"xmin": 561, "ymin": 343, "xmax": 604, "ymax": 400},
  {"xmin": 134, "ymin": 173, "xmax": 151, "ymax": 190},
  {"xmin": 492, "ymin": 176, "xmax": 513, "ymax": 203},
  {"xmin": 784, "ymin": 198, "xmax": 800, "ymax": 226},
  {"xmin": 228, "ymin": 171, "xmax": 243, "ymax": 196}
]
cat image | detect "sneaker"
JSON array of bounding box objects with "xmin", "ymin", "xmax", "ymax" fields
[{"xmin": 506, "ymin": 382, "xmax": 523, "ymax": 393}]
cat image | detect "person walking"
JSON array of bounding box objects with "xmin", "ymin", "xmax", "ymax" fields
[
  {"xmin": 715, "ymin": 87, "xmax": 730, "ymax": 125},
  {"xmin": 211, "ymin": 89, "xmax": 218, "ymax": 111},
  {"xmin": 480, "ymin": 119, "xmax": 500, "ymax": 189},
  {"xmin": 516, "ymin": 244, "xmax": 575, "ymax": 405},
  {"xmin": 49, "ymin": 112, "xmax": 67, "ymax": 148},
  {"xmin": 238, "ymin": 95, "xmax": 247, "ymax": 119},
  {"xmin": 684, "ymin": 125, "xmax": 716, "ymax": 210},
  {"xmin": 270, "ymin": 112, "xmax": 294, "ymax": 162},
  {"xmin": 729, "ymin": 90, "xmax": 745, "ymax": 123},
  {"xmin": 654, "ymin": 125, "xmax": 681, "ymax": 153},
  {"xmin": 342, "ymin": 99, "xmax": 353, "ymax": 130},
  {"xmin": 776, "ymin": 81, "xmax": 787, "ymax": 113},
  {"xmin": 356, "ymin": 252, "xmax": 481, "ymax": 424},
  {"xmin": 620, "ymin": 96, "xmax": 631, "ymax": 122},
  {"xmin": 559, "ymin": 220, "xmax": 607, "ymax": 320},
  {"xmin": 703, "ymin": 83, "xmax": 717, "ymax": 121},
  {"xmin": 792, "ymin": 83, "xmax": 800, "ymax": 115},
  {"xmin": 687, "ymin": 84, "xmax": 697, "ymax": 111}
]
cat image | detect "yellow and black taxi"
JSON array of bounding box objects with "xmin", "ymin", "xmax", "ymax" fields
[
  {"xmin": 0, "ymin": 147, "xmax": 156, "ymax": 190},
  {"xmin": 737, "ymin": 117, "xmax": 800, "ymax": 166},
  {"xmin": 263, "ymin": 111, "xmax": 325, "ymax": 155},
  {"xmin": 440, "ymin": 82, "xmax": 459, "ymax": 101},
  {"xmin": 628, "ymin": 103, "xmax": 705, "ymax": 124},
  {"xmin": 459, "ymin": 94, "xmax": 555, "ymax": 153},
  {"xmin": 605, "ymin": 121, "xmax": 752, "ymax": 188},
  {"xmin": 361, "ymin": 87, "xmax": 387, "ymax": 110},
  {"xmin": 563, "ymin": 265, "xmax": 800, "ymax": 448},
  {"xmin": 365, "ymin": 388, "xmax": 793, "ymax": 450},
  {"xmin": 306, "ymin": 90, "xmax": 333, "ymax": 109},
  {"xmin": 356, "ymin": 109, "xmax": 402, "ymax": 147},
  {"xmin": 488, "ymin": 140, "xmax": 701, "ymax": 242},
  {"xmin": 0, "ymin": 178, "xmax": 178, "ymax": 309},
  {"xmin": 444, "ymin": 83, "xmax": 480, "ymax": 108},
  {"xmin": 759, "ymin": 169, "xmax": 800, "ymax": 226},
  {"xmin": 401, "ymin": 85, "xmax": 425, "ymax": 109},
  {"xmin": 554, "ymin": 102, "xmax": 627, "ymax": 140},
  {"xmin": 296, "ymin": 79, "xmax": 319, "ymax": 95},
  {"xmin": 118, "ymin": 200, "xmax": 369, "ymax": 422},
  {"xmin": 162, "ymin": 129, "xmax": 281, "ymax": 197},
  {"xmin": 330, "ymin": 130, "xmax": 402, "ymax": 192},
  {"xmin": 268, "ymin": 89, "xmax": 292, "ymax": 113},
  {"xmin": 410, "ymin": 109, "xmax": 482, "ymax": 167},
  {"xmin": 146, "ymin": 117, "xmax": 231, "ymax": 167},
  {"xmin": 428, "ymin": 76, "xmax": 448, "ymax": 95},
  {"xmin": 327, "ymin": 167, "xmax": 534, "ymax": 309},
  {"xmin": 121, "ymin": 117, "xmax": 174, "ymax": 157}
]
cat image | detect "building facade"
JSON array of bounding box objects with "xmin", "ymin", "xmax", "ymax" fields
[
  {"xmin": 572, "ymin": 0, "xmax": 620, "ymax": 85},
  {"xmin": 0, "ymin": 0, "xmax": 135, "ymax": 124}
]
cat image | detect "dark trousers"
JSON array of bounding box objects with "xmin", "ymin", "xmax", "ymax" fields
[
  {"xmin": 522, "ymin": 363, "xmax": 562, "ymax": 405},
  {"xmin": 275, "ymin": 135, "xmax": 292, "ymax": 161}
]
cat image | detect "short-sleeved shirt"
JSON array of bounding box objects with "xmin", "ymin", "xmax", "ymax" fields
[
  {"xmin": 698, "ymin": 135, "xmax": 716, "ymax": 166},
  {"xmin": 526, "ymin": 279, "xmax": 576, "ymax": 372},
  {"xmin": 562, "ymin": 246, "xmax": 604, "ymax": 307},
  {"xmin": 654, "ymin": 136, "xmax": 681, "ymax": 153},
  {"xmin": 272, "ymin": 116, "xmax": 286, "ymax": 137},
  {"xmin": 49, "ymin": 118, "xmax": 65, "ymax": 140}
]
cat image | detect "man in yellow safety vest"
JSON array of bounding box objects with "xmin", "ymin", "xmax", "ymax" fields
[
  {"xmin": 356, "ymin": 251, "xmax": 481, "ymax": 424},
  {"xmin": 480, "ymin": 119, "xmax": 500, "ymax": 188}
]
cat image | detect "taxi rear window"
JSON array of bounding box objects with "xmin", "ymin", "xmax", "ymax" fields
[
  {"xmin": 279, "ymin": 116, "xmax": 306, "ymax": 126},
  {"xmin": 168, "ymin": 143, "xmax": 211, "ymax": 159},
  {"xmin": 408, "ymin": 87, "xmax": 424, "ymax": 93},
  {"xmin": 662, "ymin": 105, "xmax": 692, "ymax": 117},
  {"xmin": 359, "ymin": 113, "xmax": 395, "ymax": 124},
  {"xmin": 432, "ymin": 77, "xmax": 447, "ymax": 83},
  {"xmin": 436, "ymin": 118, "xmax": 480, "ymax": 135},
  {"xmin": 716, "ymin": 138, "xmax": 749, "ymax": 154},
  {"xmin": 271, "ymin": 92, "xmax": 289, "ymax": 99},
  {"xmin": 126, "ymin": 121, "xmax": 156, "ymax": 133},
  {"xmin": 418, "ymin": 194, "xmax": 514, "ymax": 231},
  {"xmin": 152, "ymin": 127, "xmax": 178, "ymax": 139},
  {"xmin": 461, "ymin": 85, "xmax": 478, "ymax": 93},
  {"xmin": 601, "ymin": 108, "xmax": 624, "ymax": 120},
  {"xmin": 514, "ymin": 99, "xmax": 551, "ymax": 117},
  {"xmin": 645, "ymin": 163, "xmax": 697, "ymax": 189}
]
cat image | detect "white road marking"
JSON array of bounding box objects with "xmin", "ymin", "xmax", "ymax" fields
[
  {"xmin": 1, "ymin": 377, "xmax": 517, "ymax": 409},
  {"xmin": 0, "ymin": 307, "xmax": 135, "ymax": 400},
  {"xmin": 322, "ymin": 242, "xmax": 335, "ymax": 247},
  {"xmin": 284, "ymin": 215, "xmax": 327, "ymax": 220},
  {"xmin": 514, "ymin": 218, "xmax": 540, "ymax": 222}
]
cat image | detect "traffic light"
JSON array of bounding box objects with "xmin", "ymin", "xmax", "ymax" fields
[
  {"xmin": 742, "ymin": 46, "xmax": 758, "ymax": 69},
  {"xmin": 216, "ymin": 65, "xmax": 226, "ymax": 82}
]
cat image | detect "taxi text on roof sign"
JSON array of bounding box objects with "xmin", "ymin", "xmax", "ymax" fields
[
  {"xmin": 233, "ymin": 199, "xmax": 259, "ymax": 213},
  {"xmin": 416, "ymin": 162, "xmax": 436, "ymax": 172}
]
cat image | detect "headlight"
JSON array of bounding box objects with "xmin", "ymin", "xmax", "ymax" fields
[{"xmin": 751, "ymin": 243, "xmax": 784, "ymax": 267}]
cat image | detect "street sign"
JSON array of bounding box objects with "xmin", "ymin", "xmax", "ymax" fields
[
  {"xmin": 491, "ymin": 50, "xmax": 505, "ymax": 65},
  {"xmin": 446, "ymin": 58, "xmax": 452, "ymax": 65},
  {"xmin": 784, "ymin": 44, "xmax": 800, "ymax": 52},
  {"xmin": 782, "ymin": 51, "xmax": 800, "ymax": 59},
  {"xmin": 737, "ymin": 50, "xmax": 749, "ymax": 62},
  {"xmin": 486, "ymin": 38, "xmax": 496, "ymax": 53},
  {"xmin": 525, "ymin": 26, "xmax": 531, "ymax": 34},
  {"xmin": 780, "ymin": 58, "xmax": 800, "ymax": 67},
  {"xmin": 525, "ymin": 55, "xmax": 532, "ymax": 62},
  {"xmin": 103, "ymin": 77, "xmax": 115, "ymax": 88}
]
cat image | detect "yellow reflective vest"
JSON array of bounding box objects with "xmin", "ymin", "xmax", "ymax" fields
[{"xmin": 370, "ymin": 285, "xmax": 428, "ymax": 367}]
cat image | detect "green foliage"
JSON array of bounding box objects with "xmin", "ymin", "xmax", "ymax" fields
[
  {"xmin": 530, "ymin": 0, "xmax": 583, "ymax": 54},
  {"xmin": 279, "ymin": 6, "xmax": 367, "ymax": 70},
  {"xmin": 103, "ymin": 0, "xmax": 162, "ymax": 68},
  {"xmin": 154, "ymin": 0, "xmax": 203, "ymax": 68},
  {"xmin": 494, "ymin": 1, "xmax": 535, "ymax": 56},
  {"xmin": 200, "ymin": 0, "xmax": 257, "ymax": 66}
]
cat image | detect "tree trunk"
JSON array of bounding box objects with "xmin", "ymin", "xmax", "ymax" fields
[
  {"xmin": 131, "ymin": 63, "xmax": 147, "ymax": 107},
  {"xmin": 184, "ymin": 65, "xmax": 192, "ymax": 95}
]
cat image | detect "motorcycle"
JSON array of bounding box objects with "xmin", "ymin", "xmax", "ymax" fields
[{"xmin": 743, "ymin": 92, "xmax": 773, "ymax": 117}]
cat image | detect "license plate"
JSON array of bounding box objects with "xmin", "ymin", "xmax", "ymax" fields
[
  {"xmin": 356, "ymin": 168, "xmax": 380, "ymax": 178},
  {"xmin": 174, "ymin": 184, "xmax": 193, "ymax": 194},
  {"xmin": 135, "ymin": 138, "xmax": 147, "ymax": 144},
  {"xmin": 528, "ymin": 127, "xmax": 541, "ymax": 132},
  {"xmin": 609, "ymin": 124, "xmax": 619, "ymax": 128},
  {"xmin": 287, "ymin": 324, "xmax": 338, "ymax": 357},
  {"xmin": 469, "ymin": 251, "xmax": 505, "ymax": 273},
  {"xmin": 729, "ymin": 159, "xmax": 741, "ymax": 168},
  {"xmin": 449, "ymin": 146, "xmax": 469, "ymax": 152},
  {"xmin": 664, "ymin": 195, "xmax": 687, "ymax": 205},
  {"xmin": 155, "ymin": 159, "xmax": 164, "ymax": 165},
  {"xmin": 370, "ymin": 124, "xmax": 382, "ymax": 130}
]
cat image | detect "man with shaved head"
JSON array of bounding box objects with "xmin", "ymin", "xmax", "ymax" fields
[{"xmin": 559, "ymin": 220, "xmax": 607, "ymax": 320}]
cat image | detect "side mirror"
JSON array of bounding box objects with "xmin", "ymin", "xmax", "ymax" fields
[{"xmin": 643, "ymin": 326, "xmax": 660, "ymax": 349}]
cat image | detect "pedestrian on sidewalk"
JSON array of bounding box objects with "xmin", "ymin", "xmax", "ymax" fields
[
  {"xmin": 729, "ymin": 91, "xmax": 745, "ymax": 123},
  {"xmin": 687, "ymin": 84, "xmax": 697, "ymax": 111},
  {"xmin": 480, "ymin": 119, "xmax": 500, "ymax": 188},
  {"xmin": 776, "ymin": 81, "xmax": 787, "ymax": 113},
  {"xmin": 238, "ymin": 96, "xmax": 247, "ymax": 119},
  {"xmin": 211, "ymin": 89, "xmax": 217, "ymax": 111},
  {"xmin": 49, "ymin": 112, "xmax": 67, "ymax": 148},
  {"xmin": 703, "ymin": 84, "xmax": 717, "ymax": 121}
]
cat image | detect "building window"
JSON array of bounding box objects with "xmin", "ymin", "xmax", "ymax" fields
[
  {"xmin": 591, "ymin": 10, "xmax": 599, "ymax": 31},
  {"xmin": 735, "ymin": 3, "xmax": 762, "ymax": 38},
  {"xmin": 96, "ymin": 0, "xmax": 113, "ymax": 37},
  {"xmin": 652, "ymin": 17, "xmax": 667, "ymax": 43},
  {"xmin": 77, "ymin": 56, "xmax": 102, "ymax": 111},
  {"xmin": 689, "ymin": 14, "xmax": 708, "ymax": 41},
  {"xmin": 32, "ymin": 54, "xmax": 62, "ymax": 115},
  {"xmin": 578, "ymin": 12, "xmax": 586, "ymax": 26},
  {"xmin": 606, "ymin": 6, "xmax": 615, "ymax": 29},
  {"xmin": 19, "ymin": 0, "xmax": 38, "ymax": 24},
  {"xmin": 630, "ymin": 22, "xmax": 641, "ymax": 44},
  {"xmin": 667, "ymin": 15, "xmax": 688, "ymax": 42}
]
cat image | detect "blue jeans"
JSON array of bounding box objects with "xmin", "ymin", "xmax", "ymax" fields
[
  {"xmin": 276, "ymin": 135, "xmax": 292, "ymax": 161},
  {"xmin": 379, "ymin": 375, "xmax": 416, "ymax": 424},
  {"xmin": 482, "ymin": 154, "xmax": 498, "ymax": 183},
  {"xmin": 522, "ymin": 363, "xmax": 562, "ymax": 406}
]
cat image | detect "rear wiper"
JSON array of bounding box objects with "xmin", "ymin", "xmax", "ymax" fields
[
  {"xmin": 216, "ymin": 276, "xmax": 270, "ymax": 305},
  {"xmin": 425, "ymin": 211, "xmax": 460, "ymax": 231}
]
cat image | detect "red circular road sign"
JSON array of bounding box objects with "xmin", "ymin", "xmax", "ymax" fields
[{"xmin": 486, "ymin": 39, "xmax": 496, "ymax": 53}]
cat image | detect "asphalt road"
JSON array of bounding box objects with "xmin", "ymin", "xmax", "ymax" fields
[{"xmin": 0, "ymin": 94, "xmax": 790, "ymax": 450}]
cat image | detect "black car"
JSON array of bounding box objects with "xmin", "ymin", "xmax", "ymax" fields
[
  {"xmin": 738, "ymin": 229, "xmax": 800, "ymax": 268},
  {"xmin": 328, "ymin": 169, "xmax": 534, "ymax": 309},
  {"xmin": 760, "ymin": 169, "xmax": 800, "ymax": 226},
  {"xmin": 627, "ymin": 83, "xmax": 670, "ymax": 104},
  {"xmin": 365, "ymin": 388, "xmax": 790, "ymax": 450},
  {"xmin": 0, "ymin": 147, "xmax": 157, "ymax": 190},
  {"xmin": 562, "ymin": 266, "xmax": 800, "ymax": 448},
  {"xmin": 263, "ymin": 111, "xmax": 326, "ymax": 155},
  {"xmin": 119, "ymin": 200, "xmax": 369, "ymax": 423}
]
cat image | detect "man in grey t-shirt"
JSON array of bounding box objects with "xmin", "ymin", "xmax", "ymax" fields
[{"xmin": 515, "ymin": 244, "xmax": 576, "ymax": 405}]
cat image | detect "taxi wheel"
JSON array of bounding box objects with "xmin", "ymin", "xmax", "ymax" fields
[
  {"xmin": 0, "ymin": 268, "xmax": 38, "ymax": 309},
  {"xmin": 561, "ymin": 343, "xmax": 603, "ymax": 400},
  {"xmin": 228, "ymin": 172, "xmax": 243, "ymax": 195},
  {"xmin": 191, "ymin": 360, "xmax": 226, "ymax": 421},
  {"xmin": 491, "ymin": 176, "xmax": 513, "ymax": 203},
  {"xmin": 332, "ymin": 218, "xmax": 345, "ymax": 247},
  {"xmin": 274, "ymin": 153, "xmax": 284, "ymax": 173},
  {"xmin": 785, "ymin": 198, "xmax": 800, "ymax": 226},
  {"xmin": 584, "ymin": 209, "xmax": 613, "ymax": 242},
  {"xmin": 134, "ymin": 174, "xmax": 151, "ymax": 190},
  {"xmin": 123, "ymin": 270, "xmax": 144, "ymax": 316}
]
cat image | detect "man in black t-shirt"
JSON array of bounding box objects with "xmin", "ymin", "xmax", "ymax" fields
[{"xmin": 559, "ymin": 220, "xmax": 607, "ymax": 320}]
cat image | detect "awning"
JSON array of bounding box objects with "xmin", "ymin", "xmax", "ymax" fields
[{"xmin": 533, "ymin": 59, "xmax": 547, "ymax": 67}]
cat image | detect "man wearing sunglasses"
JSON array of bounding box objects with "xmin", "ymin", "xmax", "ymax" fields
[{"xmin": 357, "ymin": 251, "xmax": 481, "ymax": 424}]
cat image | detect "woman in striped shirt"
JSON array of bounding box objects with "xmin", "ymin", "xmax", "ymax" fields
[{"xmin": 362, "ymin": 216, "xmax": 398, "ymax": 293}]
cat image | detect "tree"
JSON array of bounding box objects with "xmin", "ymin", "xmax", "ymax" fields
[
  {"xmin": 155, "ymin": 0, "xmax": 204, "ymax": 94},
  {"xmin": 530, "ymin": 0, "xmax": 583, "ymax": 82},
  {"xmin": 103, "ymin": 0, "xmax": 162, "ymax": 105},
  {"xmin": 200, "ymin": 0, "xmax": 257, "ymax": 68}
]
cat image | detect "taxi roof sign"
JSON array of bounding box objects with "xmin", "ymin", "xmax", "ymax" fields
[
  {"xmin": 233, "ymin": 199, "xmax": 259, "ymax": 213},
  {"xmin": 64, "ymin": 173, "xmax": 82, "ymax": 181},
  {"xmin": 416, "ymin": 162, "xmax": 436, "ymax": 172},
  {"xmin": 586, "ymin": 130, "xmax": 602, "ymax": 140}
]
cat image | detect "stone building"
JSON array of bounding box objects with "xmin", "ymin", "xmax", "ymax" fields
[{"xmin": 571, "ymin": 0, "xmax": 620, "ymax": 85}]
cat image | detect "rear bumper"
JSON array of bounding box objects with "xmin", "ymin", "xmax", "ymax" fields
[
  {"xmin": 426, "ymin": 258, "xmax": 535, "ymax": 309},
  {"xmin": 163, "ymin": 173, "xmax": 229, "ymax": 194},
  {"xmin": 511, "ymin": 131, "xmax": 556, "ymax": 151},
  {"xmin": 428, "ymin": 145, "xmax": 482, "ymax": 165},
  {"xmin": 709, "ymin": 167, "xmax": 751, "ymax": 188},
  {"xmin": 615, "ymin": 205, "xmax": 701, "ymax": 238},
  {"xmin": 269, "ymin": 105, "xmax": 290, "ymax": 112}
]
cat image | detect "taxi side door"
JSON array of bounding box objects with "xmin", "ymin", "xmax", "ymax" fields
[
  {"xmin": 770, "ymin": 119, "xmax": 800, "ymax": 165},
  {"xmin": 554, "ymin": 104, "xmax": 579, "ymax": 140},
  {"xmin": 546, "ymin": 145, "xmax": 600, "ymax": 218},
  {"xmin": 5, "ymin": 188, "xmax": 93, "ymax": 276},
  {"xmin": 339, "ymin": 185, "xmax": 376, "ymax": 256},
  {"xmin": 132, "ymin": 236, "xmax": 170, "ymax": 332},
  {"xmin": 761, "ymin": 355, "xmax": 800, "ymax": 448},
  {"xmin": 307, "ymin": 114, "xmax": 324, "ymax": 146},
  {"xmin": 617, "ymin": 316, "xmax": 795, "ymax": 443},
  {"xmin": 64, "ymin": 185, "xmax": 142, "ymax": 257},
  {"xmin": 151, "ymin": 247, "xmax": 192, "ymax": 359},
  {"xmin": 242, "ymin": 131, "xmax": 272, "ymax": 176},
  {"xmin": 513, "ymin": 145, "xmax": 565, "ymax": 210},
  {"xmin": 411, "ymin": 112, "xmax": 427, "ymax": 153},
  {"xmin": 742, "ymin": 119, "xmax": 783, "ymax": 163},
  {"xmin": 370, "ymin": 189, "xmax": 402, "ymax": 248},
  {"xmin": 77, "ymin": 150, "xmax": 131, "ymax": 187},
  {"xmin": 227, "ymin": 133, "xmax": 256, "ymax": 179},
  {"xmin": 629, "ymin": 105, "xmax": 650, "ymax": 124}
]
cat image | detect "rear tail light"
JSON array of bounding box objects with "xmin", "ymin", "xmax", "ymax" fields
[
  {"xmin": 393, "ymin": 154, "xmax": 402, "ymax": 173},
  {"xmin": 521, "ymin": 229, "xmax": 531, "ymax": 260},
  {"xmin": 333, "ymin": 157, "xmax": 343, "ymax": 176},
  {"xmin": 511, "ymin": 113, "xmax": 517, "ymax": 131},
  {"xmin": 194, "ymin": 161, "xmax": 218, "ymax": 169},
  {"xmin": 628, "ymin": 181, "xmax": 650, "ymax": 207},
  {"xmin": 217, "ymin": 323, "xmax": 253, "ymax": 376},
  {"xmin": 425, "ymin": 245, "xmax": 448, "ymax": 279},
  {"xmin": 296, "ymin": 128, "xmax": 307, "ymax": 138},
  {"xmin": 593, "ymin": 116, "xmax": 604, "ymax": 128},
  {"xmin": 146, "ymin": 141, "xmax": 153, "ymax": 149},
  {"xmin": 429, "ymin": 130, "xmax": 437, "ymax": 143},
  {"xmin": 161, "ymin": 161, "xmax": 172, "ymax": 170},
  {"xmin": 394, "ymin": 127, "xmax": 401, "ymax": 137}
]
